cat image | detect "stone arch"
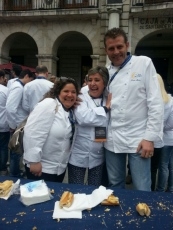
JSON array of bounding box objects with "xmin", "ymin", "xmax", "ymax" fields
[
  {"xmin": 134, "ymin": 29, "xmax": 173, "ymax": 82},
  {"xmin": 53, "ymin": 31, "xmax": 93, "ymax": 86},
  {"xmin": 1, "ymin": 32, "xmax": 38, "ymax": 67}
]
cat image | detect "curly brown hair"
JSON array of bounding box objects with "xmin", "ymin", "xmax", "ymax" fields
[{"xmin": 44, "ymin": 77, "xmax": 79, "ymax": 99}]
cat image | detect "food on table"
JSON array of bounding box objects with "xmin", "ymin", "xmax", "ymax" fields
[
  {"xmin": 59, "ymin": 191, "xmax": 74, "ymax": 208},
  {"xmin": 136, "ymin": 203, "xmax": 151, "ymax": 216},
  {"xmin": 101, "ymin": 194, "xmax": 119, "ymax": 206},
  {"xmin": 0, "ymin": 180, "xmax": 13, "ymax": 197}
]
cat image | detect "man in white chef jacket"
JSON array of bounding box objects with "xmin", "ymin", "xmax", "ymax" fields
[
  {"xmin": 104, "ymin": 27, "xmax": 163, "ymax": 191},
  {"xmin": 22, "ymin": 65, "xmax": 53, "ymax": 113},
  {"xmin": 6, "ymin": 69, "xmax": 35, "ymax": 177},
  {"xmin": 0, "ymin": 70, "xmax": 10, "ymax": 176},
  {"xmin": 7, "ymin": 64, "xmax": 22, "ymax": 90}
]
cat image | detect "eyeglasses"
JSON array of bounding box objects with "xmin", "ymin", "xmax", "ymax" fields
[{"xmin": 59, "ymin": 76, "xmax": 75, "ymax": 82}]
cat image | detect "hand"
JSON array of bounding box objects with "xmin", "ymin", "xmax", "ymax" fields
[
  {"xmin": 73, "ymin": 96, "xmax": 83, "ymax": 108},
  {"xmin": 105, "ymin": 93, "xmax": 112, "ymax": 110},
  {"xmin": 136, "ymin": 140, "xmax": 154, "ymax": 158},
  {"xmin": 30, "ymin": 162, "xmax": 42, "ymax": 177}
]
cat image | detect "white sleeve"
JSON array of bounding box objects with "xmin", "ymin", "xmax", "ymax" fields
[
  {"xmin": 143, "ymin": 60, "xmax": 164, "ymax": 141},
  {"xmin": 0, "ymin": 90, "xmax": 8, "ymax": 129},
  {"xmin": 74, "ymin": 94, "xmax": 107, "ymax": 126},
  {"xmin": 22, "ymin": 85, "xmax": 30, "ymax": 112},
  {"xmin": 164, "ymin": 101, "xmax": 173, "ymax": 131},
  {"xmin": 23, "ymin": 99, "xmax": 57, "ymax": 163},
  {"xmin": 6, "ymin": 85, "xmax": 23, "ymax": 129}
]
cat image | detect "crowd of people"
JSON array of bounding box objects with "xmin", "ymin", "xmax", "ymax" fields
[{"xmin": 0, "ymin": 27, "xmax": 172, "ymax": 193}]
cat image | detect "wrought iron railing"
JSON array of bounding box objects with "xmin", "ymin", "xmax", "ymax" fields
[
  {"xmin": 132, "ymin": 0, "xmax": 173, "ymax": 6},
  {"xmin": 3, "ymin": 0, "xmax": 98, "ymax": 11}
]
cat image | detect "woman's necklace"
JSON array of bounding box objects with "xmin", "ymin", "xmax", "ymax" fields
[
  {"xmin": 88, "ymin": 92, "xmax": 103, "ymax": 107},
  {"xmin": 92, "ymin": 98, "xmax": 101, "ymax": 107}
]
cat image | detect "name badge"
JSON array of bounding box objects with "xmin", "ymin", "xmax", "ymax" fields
[{"xmin": 94, "ymin": 127, "xmax": 107, "ymax": 142}]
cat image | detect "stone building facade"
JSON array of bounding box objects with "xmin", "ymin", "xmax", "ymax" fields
[{"xmin": 0, "ymin": 0, "xmax": 173, "ymax": 85}]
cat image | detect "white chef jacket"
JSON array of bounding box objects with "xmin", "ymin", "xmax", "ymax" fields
[
  {"xmin": 69, "ymin": 90, "xmax": 109, "ymax": 169},
  {"xmin": 104, "ymin": 55, "xmax": 163, "ymax": 153},
  {"xmin": 154, "ymin": 95, "xmax": 172, "ymax": 148},
  {"xmin": 6, "ymin": 80, "xmax": 28, "ymax": 129},
  {"xmin": 23, "ymin": 98, "xmax": 72, "ymax": 175},
  {"xmin": 7, "ymin": 78, "xmax": 18, "ymax": 89},
  {"xmin": 0, "ymin": 84, "xmax": 9, "ymax": 132},
  {"xmin": 22, "ymin": 78, "xmax": 53, "ymax": 113},
  {"xmin": 163, "ymin": 97, "xmax": 173, "ymax": 146},
  {"xmin": 80, "ymin": 85, "xmax": 89, "ymax": 94}
]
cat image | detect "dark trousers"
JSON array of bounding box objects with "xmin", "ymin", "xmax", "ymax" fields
[
  {"xmin": 0, "ymin": 132, "xmax": 10, "ymax": 171},
  {"xmin": 151, "ymin": 147, "xmax": 162, "ymax": 191},
  {"xmin": 25, "ymin": 165, "xmax": 66, "ymax": 183},
  {"xmin": 68, "ymin": 163, "xmax": 104, "ymax": 186}
]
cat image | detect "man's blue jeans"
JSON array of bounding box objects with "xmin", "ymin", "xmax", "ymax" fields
[
  {"xmin": 157, "ymin": 146, "xmax": 173, "ymax": 192},
  {"xmin": 0, "ymin": 132, "xmax": 10, "ymax": 171},
  {"xmin": 10, "ymin": 151, "xmax": 22, "ymax": 177},
  {"xmin": 105, "ymin": 149, "xmax": 151, "ymax": 191}
]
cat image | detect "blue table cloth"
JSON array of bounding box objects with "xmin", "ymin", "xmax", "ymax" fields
[{"xmin": 0, "ymin": 176, "xmax": 173, "ymax": 230}]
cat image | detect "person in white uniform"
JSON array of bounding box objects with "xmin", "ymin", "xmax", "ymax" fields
[
  {"xmin": 156, "ymin": 77, "xmax": 173, "ymax": 192},
  {"xmin": 0, "ymin": 70, "xmax": 10, "ymax": 176},
  {"xmin": 151, "ymin": 74, "xmax": 172, "ymax": 191},
  {"xmin": 68, "ymin": 66, "xmax": 111, "ymax": 186},
  {"xmin": 104, "ymin": 27, "xmax": 163, "ymax": 191},
  {"xmin": 7, "ymin": 64, "xmax": 22, "ymax": 90},
  {"xmin": 22, "ymin": 65, "xmax": 53, "ymax": 113},
  {"xmin": 23, "ymin": 78, "xmax": 79, "ymax": 182},
  {"xmin": 6, "ymin": 69, "xmax": 35, "ymax": 177}
]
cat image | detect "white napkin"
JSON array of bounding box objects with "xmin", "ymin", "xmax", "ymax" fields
[
  {"xmin": 52, "ymin": 186, "xmax": 113, "ymax": 219},
  {"xmin": 53, "ymin": 201, "xmax": 82, "ymax": 219},
  {"xmin": 20, "ymin": 180, "xmax": 52, "ymax": 206}
]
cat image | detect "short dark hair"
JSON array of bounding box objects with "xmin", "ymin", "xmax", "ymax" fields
[
  {"xmin": 0, "ymin": 69, "xmax": 5, "ymax": 77},
  {"xmin": 19, "ymin": 69, "xmax": 35, "ymax": 79},
  {"xmin": 35, "ymin": 65, "xmax": 48, "ymax": 74},
  {"xmin": 44, "ymin": 77, "xmax": 79, "ymax": 99},
  {"xmin": 12, "ymin": 64, "xmax": 22, "ymax": 76},
  {"xmin": 87, "ymin": 66, "xmax": 109, "ymax": 87},
  {"xmin": 104, "ymin": 27, "xmax": 128, "ymax": 47}
]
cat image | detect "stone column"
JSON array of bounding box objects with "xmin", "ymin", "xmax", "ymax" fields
[
  {"xmin": 36, "ymin": 54, "xmax": 59, "ymax": 75},
  {"xmin": 0, "ymin": 55, "xmax": 11, "ymax": 64},
  {"xmin": 90, "ymin": 55, "xmax": 100, "ymax": 67},
  {"xmin": 128, "ymin": 18, "xmax": 133, "ymax": 54},
  {"xmin": 106, "ymin": 9, "xmax": 121, "ymax": 65},
  {"xmin": 108, "ymin": 9, "xmax": 120, "ymax": 29}
]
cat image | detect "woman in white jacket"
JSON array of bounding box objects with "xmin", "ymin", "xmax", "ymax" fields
[
  {"xmin": 157, "ymin": 81, "xmax": 173, "ymax": 192},
  {"xmin": 151, "ymin": 74, "xmax": 172, "ymax": 190},
  {"xmin": 23, "ymin": 78, "xmax": 79, "ymax": 182},
  {"xmin": 68, "ymin": 66, "xmax": 111, "ymax": 186}
]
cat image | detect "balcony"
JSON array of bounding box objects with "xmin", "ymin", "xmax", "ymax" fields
[
  {"xmin": 132, "ymin": 0, "xmax": 173, "ymax": 6},
  {"xmin": 0, "ymin": 0, "xmax": 99, "ymax": 22},
  {"xmin": 131, "ymin": 0, "xmax": 173, "ymax": 17},
  {"xmin": 2, "ymin": 0, "xmax": 98, "ymax": 11}
]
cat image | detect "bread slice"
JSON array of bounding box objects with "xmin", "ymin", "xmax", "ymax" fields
[
  {"xmin": 59, "ymin": 191, "xmax": 74, "ymax": 208},
  {"xmin": 101, "ymin": 194, "xmax": 119, "ymax": 206},
  {"xmin": 0, "ymin": 180, "xmax": 13, "ymax": 197},
  {"xmin": 136, "ymin": 203, "xmax": 151, "ymax": 216}
]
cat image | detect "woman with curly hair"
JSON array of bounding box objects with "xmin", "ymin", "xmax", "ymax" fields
[{"xmin": 23, "ymin": 77, "xmax": 79, "ymax": 182}]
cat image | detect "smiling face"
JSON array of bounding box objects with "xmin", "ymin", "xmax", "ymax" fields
[
  {"xmin": 105, "ymin": 35, "xmax": 129, "ymax": 67},
  {"xmin": 88, "ymin": 73, "xmax": 105, "ymax": 98},
  {"xmin": 58, "ymin": 83, "xmax": 77, "ymax": 109}
]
